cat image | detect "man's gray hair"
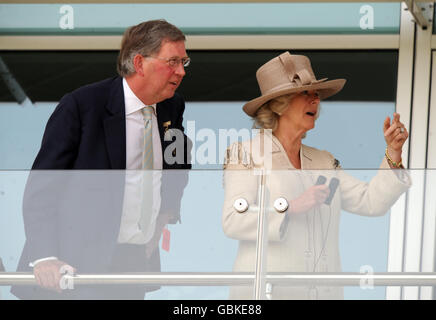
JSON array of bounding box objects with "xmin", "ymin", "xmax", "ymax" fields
[{"xmin": 117, "ymin": 20, "xmax": 186, "ymax": 77}]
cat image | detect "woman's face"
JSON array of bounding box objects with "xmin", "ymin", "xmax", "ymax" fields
[{"xmin": 280, "ymin": 90, "xmax": 320, "ymax": 133}]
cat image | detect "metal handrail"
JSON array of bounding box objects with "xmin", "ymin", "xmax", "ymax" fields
[
  {"xmin": 254, "ymin": 171, "xmax": 268, "ymax": 299},
  {"xmin": 1, "ymin": 272, "xmax": 436, "ymax": 286}
]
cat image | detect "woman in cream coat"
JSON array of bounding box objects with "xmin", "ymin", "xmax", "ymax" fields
[{"xmin": 222, "ymin": 52, "xmax": 411, "ymax": 300}]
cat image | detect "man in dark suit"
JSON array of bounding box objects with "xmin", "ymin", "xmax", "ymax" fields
[{"xmin": 11, "ymin": 20, "xmax": 191, "ymax": 299}]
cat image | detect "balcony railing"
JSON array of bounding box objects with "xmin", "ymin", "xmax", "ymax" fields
[{"xmin": 1, "ymin": 272, "xmax": 436, "ymax": 287}]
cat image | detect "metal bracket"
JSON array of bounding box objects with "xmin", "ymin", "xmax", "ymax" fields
[{"xmin": 404, "ymin": 1, "xmax": 433, "ymax": 30}]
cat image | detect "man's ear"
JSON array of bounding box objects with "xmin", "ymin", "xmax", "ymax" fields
[{"xmin": 133, "ymin": 54, "xmax": 145, "ymax": 76}]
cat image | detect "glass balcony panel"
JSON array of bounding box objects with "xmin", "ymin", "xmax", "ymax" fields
[
  {"xmin": 0, "ymin": 169, "xmax": 260, "ymax": 299},
  {"xmin": 255, "ymin": 168, "xmax": 425, "ymax": 300}
]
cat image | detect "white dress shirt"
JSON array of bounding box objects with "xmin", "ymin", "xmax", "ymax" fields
[
  {"xmin": 30, "ymin": 78, "xmax": 164, "ymax": 267},
  {"xmin": 117, "ymin": 78, "xmax": 163, "ymax": 244}
]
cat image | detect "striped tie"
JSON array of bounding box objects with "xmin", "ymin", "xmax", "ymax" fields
[
  {"xmin": 138, "ymin": 106, "xmax": 154, "ymax": 237},
  {"xmin": 141, "ymin": 106, "xmax": 154, "ymax": 170}
]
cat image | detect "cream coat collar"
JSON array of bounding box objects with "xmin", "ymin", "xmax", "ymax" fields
[{"xmin": 262, "ymin": 129, "xmax": 314, "ymax": 170}]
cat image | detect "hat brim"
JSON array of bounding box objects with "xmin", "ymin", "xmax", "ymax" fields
[{"xmin": 242, "ymin": 79, "xmax": 346, "ymax": 117}]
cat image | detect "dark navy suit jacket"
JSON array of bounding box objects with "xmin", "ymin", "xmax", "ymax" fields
[{"xmin": 12, "ymin": 76, "xmax": 191, "ymax": 299}]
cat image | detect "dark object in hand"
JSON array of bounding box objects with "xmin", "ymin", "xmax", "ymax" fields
[
  {"xmin": 315, "ymin": 175, "xmax": 327, "ymax": 185},
  {"xmin": 325, "ymin": 178, "xmax": 340, "ymax": 205}
]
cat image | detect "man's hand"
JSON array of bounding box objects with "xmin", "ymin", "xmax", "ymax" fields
[{"xmin": 33, "ymin": 259, "xmax": 76, "ymax": 293}]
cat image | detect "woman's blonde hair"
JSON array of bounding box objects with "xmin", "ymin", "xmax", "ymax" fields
[{"xmin": 253, "ymin": 94, "xmax": 294, "ymax": 130}]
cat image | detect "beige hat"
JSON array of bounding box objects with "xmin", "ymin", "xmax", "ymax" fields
[{"xmin": 243, "ymin": 52, "xmax": 346, "ymax": 116}]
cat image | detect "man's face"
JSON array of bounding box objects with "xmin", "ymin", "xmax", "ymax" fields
[{"xmin": 140, "ymin": 40, "xmax": 187, "ymax": 104}]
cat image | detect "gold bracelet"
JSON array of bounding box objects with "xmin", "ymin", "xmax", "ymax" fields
[{"xmin": 385, "ymin": 147, "xmax": 402, "ymax": 168}]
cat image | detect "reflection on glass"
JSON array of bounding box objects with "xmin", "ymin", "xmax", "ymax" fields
[{"xmin": 5, "ymin": 170, "xmax": 436, "ymax": 300}]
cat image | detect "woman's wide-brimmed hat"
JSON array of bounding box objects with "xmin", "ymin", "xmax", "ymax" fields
[{"xmin": 243, "ymin": 51, "xmax": 346, "ymax": 117}]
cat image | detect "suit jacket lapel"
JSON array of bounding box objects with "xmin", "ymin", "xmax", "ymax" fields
[
  {"xmin": 156, "ymin": 100, "xmax": 175, "ymax": 167},
  {"xmin": 156, "ymin": 100, "xmax": 173, "ymax": 143},
  {"xmin": 103, "ymin": 77, "xmax": 126, "ymax": 169},
  {"xmin": 156, "ymin": 102, "xmax": 165, "ymax": 143}
]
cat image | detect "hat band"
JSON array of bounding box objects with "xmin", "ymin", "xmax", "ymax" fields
[{"xmin": 260, "ymin": 76, "xmax": 329, "ymax": 96}]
